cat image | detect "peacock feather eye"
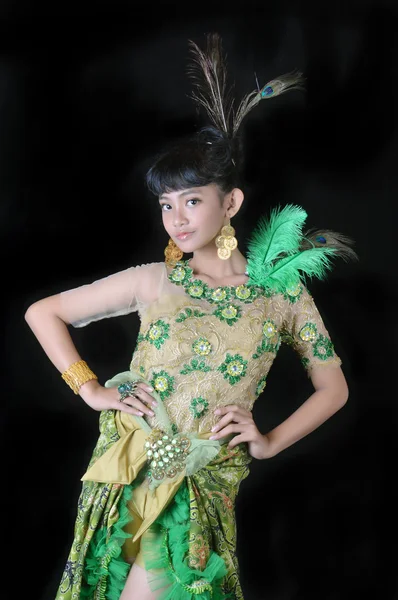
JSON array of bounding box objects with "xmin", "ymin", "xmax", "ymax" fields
[{"xmin": 261, "ymin": 86, "xmax": 274, "ymax": 97}]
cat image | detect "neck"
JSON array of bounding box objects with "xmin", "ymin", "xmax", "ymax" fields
[{"xmin": 188, "ymin": 246, "xmax": 247, "ymax": 278}]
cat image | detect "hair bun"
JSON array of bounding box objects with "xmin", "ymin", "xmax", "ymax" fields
[{"xmin": 197, "ymin": 126, "xmax": 228, "ymax": 145}]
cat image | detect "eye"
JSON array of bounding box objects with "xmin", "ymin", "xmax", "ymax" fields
[
  {"xmin": 160, "ymin": 203, "xmax": 172, "ymax": 211},
  {"xmin": 187, "ymin": 198, "xmax": 200, "ymax": 206}
]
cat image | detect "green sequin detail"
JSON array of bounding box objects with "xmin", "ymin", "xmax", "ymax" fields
[
  {"xmin": 234, "ymin": 285, "xmax": 258, "ymax": 303},
  {"xmin": 282, "ymin": 322, "xmax": 337, "ymax": 366},
  {"xmin": 218, "ymin": 353, "xmax": 248, "ymax": 385},
  {"xmin": 180, "ymin": 359, "xmax": 212, "ymax": 375},
  {"xmin": 313, "ymin": 334, "xmax": 335, "ymax": 360},
  {"xmin": 262, "ymin": 319, "xmax": 278, "ymax": 338},
  {"xmin": 169, "ymin": 263, "xmax": 193, "ymax": 286},
  {"xmin": 213, "ymin": 303, "xmax": 242, "ymax": 326},
  {"xmin": 150, "ymin": 370, "xmax": 175, "ymax": 400},
  {"xmin": 256, "ymin": 375, "xmax": 268, "ymax": 396},
  {"xmin": 189, "ymin": 397, "xmax": 209, "ymax": 419},
  {"xmin": 252, "ymin": 336, "xmax": 280, "ymax": 359},
  {"xmin": 299, "ymin": 322, "xmax": 318, "ymax": 343},
  {"xmin": 187, "ymin": 282, "xmax": 208, "ymax": 298},
  {"xmin": 168, "ymin": 259, "xmax": 263, "ymax": 308},
  {"xmin": 192, "ymin": 337, "xmax": 212, "ymax": 356},
  {"xmin": 139, "ymin": 319, "xmax": 170, "ymax": 349},
  {"xmin": 176, "ymin": 308, "xmax": 207, "ymax": 323},
  {"xmin": 206, "ymin": 286, "xmax": 230, "ymax": 304},
  {"xmin": 283, "ymin": 282, "xmax": 303, "ymax": 304}
]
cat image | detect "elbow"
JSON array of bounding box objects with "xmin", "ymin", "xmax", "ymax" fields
[
  {"xmin": 337, "ymin": 382, "xmax": 349, "ymax": 408},
  {"xmin": 24, "ymin": 299, "xmax": 53, "ymax": 326},
  {"xmin": 25, "ymin": 301, "xmax": 39, "ymax": 323}
]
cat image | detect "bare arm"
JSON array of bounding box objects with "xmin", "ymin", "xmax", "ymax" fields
[
  {"xmin": 24, "ymin": 294, "xmax": 101, "ymax": 400},
  {"xmin": 265, "ymin": 365, "xmax": 349, "ymax": 457},
  {"xmin": 24, "ymin": 261, "xmax": 167, "ymax": 414},
  {"xmin": 210, "ymin": 365, "xmax": 348, "ymax": 459}
]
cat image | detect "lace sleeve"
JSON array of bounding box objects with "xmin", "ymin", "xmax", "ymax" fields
[
  {"xmin": 281, "ymin": 283, "xmax": 342, "ymax": 375},
  {"xmin": 60, "ymin": 261, "xmax": 166, "ymax": 327}
]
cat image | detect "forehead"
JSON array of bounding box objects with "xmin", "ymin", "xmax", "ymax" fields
[{"xmin": 159, "ymin": 185, "xmax": 219, "ymax": 200}]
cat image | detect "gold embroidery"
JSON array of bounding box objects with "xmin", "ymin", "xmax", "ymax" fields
[{"xmin": 129, "ymin": 278, "xmax": 342, "ymax": 433}]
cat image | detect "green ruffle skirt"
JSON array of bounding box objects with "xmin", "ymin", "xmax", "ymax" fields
[{"xmin": 55, "ymin": 410, "xmax": 252, "ymax": 600}]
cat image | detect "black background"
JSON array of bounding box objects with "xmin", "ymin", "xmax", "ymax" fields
[{"xmin": 3, "ymin": 1, "xmax": 398, "ymax": 599}]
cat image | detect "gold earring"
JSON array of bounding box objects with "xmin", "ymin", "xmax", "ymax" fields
[
  {"xmin": 215, "ymin": 223, "xmax": 238, "ymax": 260},
  {"xmin": 164, "ymin": 238, "xmax": 183, "ymax": 266}
]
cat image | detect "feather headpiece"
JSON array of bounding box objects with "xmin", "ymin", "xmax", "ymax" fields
[
  {"xmin": 246, "ymin": 204, "xmax": 358, "ymax": 293},
  {"xmin": 187, "ymin": 33, "xmax": 305, "ymax": 138}
]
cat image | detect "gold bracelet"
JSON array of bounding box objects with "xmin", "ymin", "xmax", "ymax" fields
[{"xmin": 61, "ymin": 360, "xmax": 98, "ymax": 395}]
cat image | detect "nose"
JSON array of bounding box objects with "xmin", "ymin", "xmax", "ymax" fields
[{"xmin": 172, "ymin": 207, "xmax": 188, "ymax": 229}]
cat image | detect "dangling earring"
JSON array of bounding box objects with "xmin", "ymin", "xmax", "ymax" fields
[
  {"xmin": 215, "ymin": 222, "xmax": 238, "ymax": 260},
  {"xmin": 164, "ymin": 238, "xmax": 183, "ymax": 266}
]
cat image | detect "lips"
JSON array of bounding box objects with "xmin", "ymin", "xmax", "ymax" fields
[{"xmin": 176, "ymin": 231, "xmax": 194, "ymax": 240}]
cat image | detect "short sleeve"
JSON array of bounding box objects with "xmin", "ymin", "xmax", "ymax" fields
[
  {"xmin": 281, "ymin": 283, "xmax": 342, "ymax": 375},
  {"xmin": 60, "ymin": 261, "xmax": 166, "ymax": 327}
]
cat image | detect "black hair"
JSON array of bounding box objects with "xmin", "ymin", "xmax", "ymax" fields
[{"xmin": 145, "ymin": 126, "xmax": 243, "ymax": 197}]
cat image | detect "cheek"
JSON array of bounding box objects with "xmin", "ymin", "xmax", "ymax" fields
[
  {"xmin": 161, "ymin": 211, "xmax": 172, "ymax": 233},
  {"xmin": 201, "ymin": 208, "xmax": 223, "ymax": 236}
]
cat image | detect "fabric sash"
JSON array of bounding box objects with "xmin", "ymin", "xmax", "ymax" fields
[{"xmin": 81, "ymin": 370, "xmax": 231, "ymax": 543}]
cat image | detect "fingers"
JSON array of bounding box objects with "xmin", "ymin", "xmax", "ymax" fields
[
  {"xmin": 210, "ymin": 422, "xmax": 249, "ymax": 440},
  {"xmin": 117, "ymin": 383, "xmax": 157, "ymax": 417},
  {"xmin": 211, "ymin": 406, "xmax": 253, "ymax": 434},
  {"xmin": 227, "ymin": 432, "xmax": 248, "ymax": 449},
  {"xmin": 134, "ymin": 384, "xmax": 158, "ymax": 409},
  {"xmin": 214, "ymin": 405, "xmax": 252, "ymax": 420}
]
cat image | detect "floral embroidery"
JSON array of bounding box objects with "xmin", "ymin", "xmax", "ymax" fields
[
  {"xmin": 192, "ymin": 337, "xmax": 212, "ymax": 356},
  {"xmin": 190, "ymin": 397, "xmax": 209, "ymax": 418},
  {"xmin": 175, "ymin": 308, "xmax": 207, "ymax": 322},
  {"xmin": 171, "ymin": 423, "xmax": 179, "ymax": 436},
  {"xmin": 213, "ymin": 304, "xmax": 242, "ymax": 326},
  {"xmin": 262, "ymin": 319, "xmax": 278, "ymax": 339},
  {"xmin": 168, "ymin": 259, "xmax": 264, "ymax": 307},
  {"xmin": 180, "ymin": 359, "xmax": 212, "ymax": 375},
  {"xmin": 299, "ymin": 322, "xmax": 318, "ymax": 343},
  {"xmin": 234, "ymin": 285, "xmax": 258, "ymax": 303},
  {"xmin": 256, "ymin": 375, "xmax": 267, "ymax": 396},
  {"xmin": 168, "ymin": 262, "xmax": 193, "ymax": 286},
  {"xmin": 149, "ymin": 370, "xmax": 175, "ymax": 401},
  {"xmin": 139, "ymin": 319, "xmax": 170, "ymax": 349},
  {"xmin": 282, "ymin": 321, "xmax": 337, "ymax": 366},
  {"xmin": 218, "ymin": 353, "xmax": 248, "ymax": 385},
  {"xmin": 187, "ymin": 281, "xmax": 208, "ymax": 299},
  {"xmin": 283, "ymin": 282, "xmax": 303, "ymax": 304},
  {"xmin": 252, "ymin": 337, "xmax": 280, "ymax": 359},
  {"xmin": 139, "ymin": 365, "xmax": 145, "ymax": 374},
  {"xmin": 206, "ymin": 286, "xmax": 231, "ymax": 304},
  {"xmin": 313, "ymin": 334, "xmax": 335, "ymax": 360}
]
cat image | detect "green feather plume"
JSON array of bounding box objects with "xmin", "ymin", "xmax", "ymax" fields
[
  {"xmin": 246, "ymin": 204, "xmax": 358, "ymax": 293},
  {"xmin": 246, "ymin": 204, "xmax": 308, "ymax": 268}
]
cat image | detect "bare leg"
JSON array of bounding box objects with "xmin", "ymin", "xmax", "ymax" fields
[{"xmin": 119, "ymin": 561, "xmax": 170, "ymax": 600}]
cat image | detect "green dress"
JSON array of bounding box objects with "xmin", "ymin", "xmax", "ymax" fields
[
  {"xmin": 55, "ymin": 253, "xmax": 342, "ymax": 600},
  {"xmin": 55, "ymin": 204, "xmax": 352, "ymax": 599}
]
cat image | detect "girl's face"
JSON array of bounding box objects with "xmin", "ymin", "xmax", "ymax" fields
[{"xmin": 159, "ymin": 184, "xmax": 229, "ymax": 254}]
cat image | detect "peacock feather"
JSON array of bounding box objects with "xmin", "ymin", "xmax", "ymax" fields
[{"xmin": 246, "ymin": 204, "xmax": 358, "ymax": 293}]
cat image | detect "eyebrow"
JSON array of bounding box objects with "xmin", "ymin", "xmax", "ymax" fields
[{"xmin": 159, "ymin": 189, "xmax": 202, "ymax": 201}]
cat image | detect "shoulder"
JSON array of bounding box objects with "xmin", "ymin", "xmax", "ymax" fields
[
  {"xmin": 128, "ymin": 261, "xmax": 166, "ymax": 276},
  {"xmin": 105, "ymin": 260, "xmax": 166, "ymax": 282},
  {"xmin": 264, "ymin": 280, "xmax": 315, "ymax": 318},
  {"xmin": 63, "ymin": 261, "xmax": 167, "ymax": 294}
]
